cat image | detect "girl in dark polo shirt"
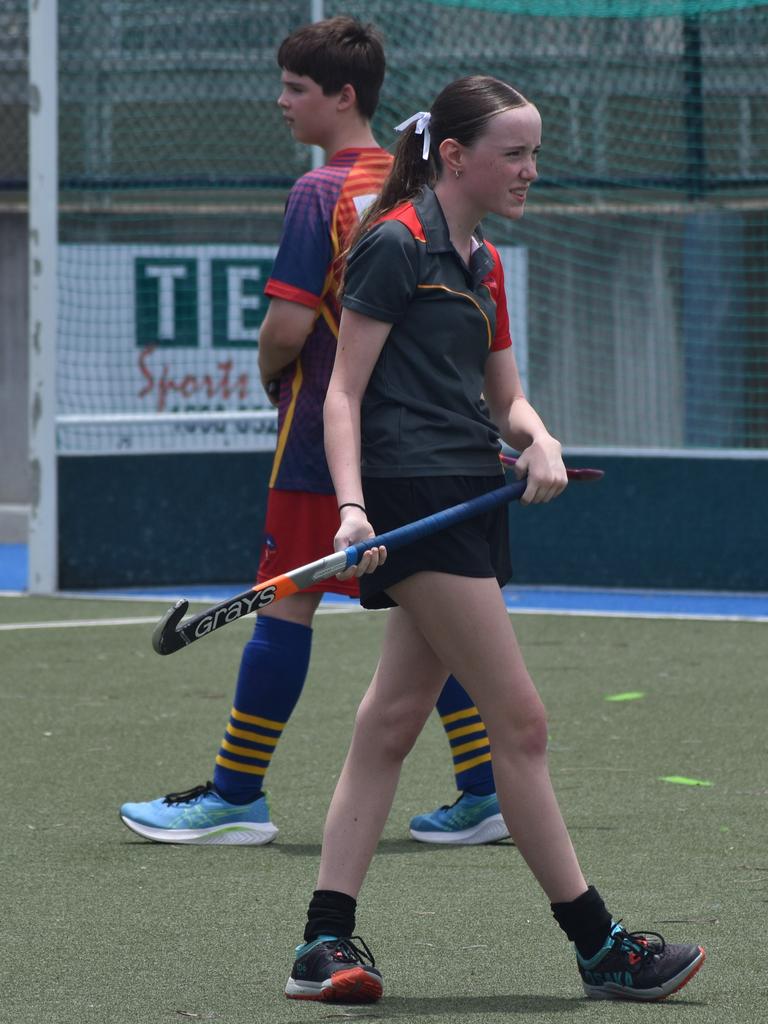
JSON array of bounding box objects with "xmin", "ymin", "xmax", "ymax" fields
[{"xmin": 284, "ymin": 75, "xmax": 705, "ymax": 1005}]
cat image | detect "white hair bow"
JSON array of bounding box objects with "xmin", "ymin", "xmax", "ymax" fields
[{"xmin": 394, "ymin": 110, "xmax": 432, "ymax": 161}]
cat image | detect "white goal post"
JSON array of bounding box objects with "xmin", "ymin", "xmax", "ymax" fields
[{"xmin": 28, "ymin": 0, "xmax": 58, "ymax": 594}]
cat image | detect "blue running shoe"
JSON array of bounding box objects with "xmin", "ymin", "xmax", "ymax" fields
[
  {"xmin": 578, "ymin": 922, "xmax": 706, "ymax": 1001},
  {"xmin": 285, "ymin": 936, "xmax": 382, "ymax": 1002},
  {"xmin": 119, "ymin": 781, "xmax": 278, "ymax": 845},
  {"xmin": 409, "ymin": 791, "xmax": 509, "ymax": 845}
]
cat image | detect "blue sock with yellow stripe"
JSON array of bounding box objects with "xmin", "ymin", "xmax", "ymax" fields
[
  {"xmin": 436, "ymin": 675, "xmax": 496, "ymax": 796},
  {"xmin": 213, "ymin": 615, "xmax": 312, "ymax": 804}
]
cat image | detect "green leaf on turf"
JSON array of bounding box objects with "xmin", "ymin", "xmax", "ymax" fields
[
  {"xmin": 659, "ymin": 775, "xmax": 714, "ymax": 786},
  {"xmin": 604, "ymin": 691, "xmax": 645, "ymax": 701}
]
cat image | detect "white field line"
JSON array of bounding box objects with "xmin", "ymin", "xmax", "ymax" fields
[
  {"xmin": 0, "ymin": 603, "xmax": 364, "ymax": 633},
  {"xmin": 507, "ymin": 607, "xmax": 768, "ymax": 623},
  {"xmin": 0, "ymin": 616, "xmax": 160, "ymax": 631},
  {"xmin": 1, "ymin": 602, "xmax": 766, "ymax": 632}
]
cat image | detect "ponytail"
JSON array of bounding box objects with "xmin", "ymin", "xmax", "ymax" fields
[{"xmin": 359, "ymin": 122, "xmax": 438, "ymax": 230}]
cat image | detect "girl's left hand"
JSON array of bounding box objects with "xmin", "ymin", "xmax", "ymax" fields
[
  {"xmin": 333, "ymin": 507, "xmax": 388, "ymax": 580},
  {"xmin": 339, "ymin": 545, "xmax": 387, "ymax": 580},
  {"xmin": 512, "ymin": 436, "xmax": 568, "ymax": 505}
]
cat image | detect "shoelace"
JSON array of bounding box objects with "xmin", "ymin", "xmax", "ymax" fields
[
  {"xmin": 327, "ymin": 936, "xmax": 377, "ymax": 968},
  {"xmin": 438, "ymin": 792, "xmax": 470, "ymax": 812},
  {"xmin": 612, "ymin": 923, "xmax": 666, "ymax": 966},
  {"xmin": 162, "ymin": 781, "xmax": 214, "ymax": 806}
]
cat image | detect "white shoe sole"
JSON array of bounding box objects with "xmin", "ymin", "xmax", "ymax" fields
[
  {"xmin": 409, "ymin": 812, "xmax": 510, "ymax": 845},
  {"xmin": 120, "ymin": 815, "xmax": 278, "ymax": 845}
]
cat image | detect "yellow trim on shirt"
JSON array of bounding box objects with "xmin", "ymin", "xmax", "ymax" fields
[
  {"xmin": 319, "ymin": 299, "xmax": 340, "ymax": 339},
  {"xmin": 417, "ymin": 283, "xmax": 492, "ymax": 347},
  {"xmin": 269, "ymin": 358, "xmax": 304, "ymax": 489}
]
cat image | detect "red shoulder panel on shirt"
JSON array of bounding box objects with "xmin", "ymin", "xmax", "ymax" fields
[
  {"xmin": 481, "ymin": 241, "xmax": 512, "ymax": 352},
  {"xmin": 263, "ymin": 279, "xmax": 320, "ymax": 309},
  {"xmin": 376, "ymin": 201, "xmax": 425, "ymax": 242}
]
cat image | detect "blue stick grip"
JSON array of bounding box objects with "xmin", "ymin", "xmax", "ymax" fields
[{"xmin": 343, "ymin": 478, "xmax": 527, "ymax": 569}]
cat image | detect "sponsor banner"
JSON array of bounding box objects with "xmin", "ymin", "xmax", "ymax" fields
[
  {"xmin": 57, "ymin": 243, "xmax": 527, "ymax": 455},
  {"xmin": 58, "ymin": 244, "xmax": 278, "ymax": 454}
]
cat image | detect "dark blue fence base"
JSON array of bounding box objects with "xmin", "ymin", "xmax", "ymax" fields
[
  {"xmin": 510, "ymin": 453, "xmax": 767, "ymax": 592},
  {"xmin": 58, "ymin": 452, "xmax": 767, "ymax": 592},
  {"xmin": 59, "ymin": 452, "xmax": 271, "ymax": 589}
]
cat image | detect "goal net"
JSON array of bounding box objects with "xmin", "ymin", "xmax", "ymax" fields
[{"xmin": 16, "ymin": 0, "xmax": 768, "ymax": 456}]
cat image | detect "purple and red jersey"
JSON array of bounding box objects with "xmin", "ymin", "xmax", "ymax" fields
[{"xmin": 264, "ymin": 147, "xmax": 393, "ymax": 493}]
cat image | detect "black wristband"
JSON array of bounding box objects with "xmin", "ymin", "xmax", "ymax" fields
[{"xmin": 338, "ymin": 502, "xmax": 367, "ymax": 514}]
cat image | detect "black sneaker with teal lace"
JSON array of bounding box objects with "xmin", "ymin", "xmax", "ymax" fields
[
  {"xmin": 578, "ymin": 922, "xmax": 705, "ymax": 1000},
  {"xmin": 284, "ymin": 935, "xmax": 383, "ymax": 1002}
]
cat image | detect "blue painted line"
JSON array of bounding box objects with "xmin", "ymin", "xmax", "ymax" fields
[
  {"xmin": 0, "ymin": 544, "xmax": 28, "ymax": 592},
  {"xmin": 2, "ymin": 544, "xmax": 767, "ymax": 621},
  {"xmin": 501, "ymin": 585, "xmax": 768, "ymax": 621},
  {"xmin": 54, "ymin": 583, "xmax": 768, "ymax": 622}
]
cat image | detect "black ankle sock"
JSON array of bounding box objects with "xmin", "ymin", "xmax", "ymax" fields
[
  {"xmin": 304, "ymin": 889, "xmax": 357, "ymax": 943},
  {"xmin": 551, "ymin": 885, "xmax": 613, "ymax": 960}
]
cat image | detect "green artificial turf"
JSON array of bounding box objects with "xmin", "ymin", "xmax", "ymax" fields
[{"xmin": 1, "ymin": 596, "xmax": 766, "ymax": 1023}]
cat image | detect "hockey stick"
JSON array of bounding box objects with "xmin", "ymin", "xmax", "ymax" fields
[
  {"xmin": 499, "ymin": 452, "xmax": 604, "ymax": 481},
  {"xmin": 153, "ymin": 457, "xmax": 606, "ymax": 655},
  {"xmin": 152, "ymin": 477, "xmax": 528, "ymax": 655}
]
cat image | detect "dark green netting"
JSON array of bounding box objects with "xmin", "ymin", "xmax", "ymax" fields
[
  {"xmin": 428, "ymin": 1, "xmax": 763, "ymax": 19},
  {"xmin": 4, "ymin": 1, "xmax": 767, "ymax": 450}
]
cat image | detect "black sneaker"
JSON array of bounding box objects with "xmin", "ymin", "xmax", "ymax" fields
[
  {"xmin": 578, "ymin": 922, "xmax": 705, "ymax": 1000},
  {"xmin": 284, "ymin": 935, "xmax": 383, "ymax": 1002}
]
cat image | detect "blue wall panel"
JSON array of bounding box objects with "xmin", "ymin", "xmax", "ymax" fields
[{"xmin": 59, "ymin": 452, "xmax": 767, "ymax": 591}]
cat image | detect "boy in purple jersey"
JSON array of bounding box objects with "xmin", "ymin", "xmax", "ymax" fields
[{"xmin": 119, "ymin": 17, "xmax": 504, "ymax": 846}]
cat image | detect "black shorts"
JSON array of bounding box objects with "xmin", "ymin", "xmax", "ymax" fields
[{"xmin": 359, "ymin": 475, "xmax": 512, "ymax": 610}]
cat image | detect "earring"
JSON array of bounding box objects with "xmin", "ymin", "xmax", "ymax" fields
[{"xmin": 455, "ymin": 169, "xmax": 461, "ymax": 179}]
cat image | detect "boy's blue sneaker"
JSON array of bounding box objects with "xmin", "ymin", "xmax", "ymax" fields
[
  {"xmin": 578, "ymin": 922, "xmax": 706, "ymax": 1000},
  {"xmin": 285, "ymin": 936, "xmax": 382, "ymax": 1002},
  {"xmin": 409, "ymin": 791, "xmax": 509, "ymax": 844},
  {"xmin": 119, "ymin": 781, "xmax": 278, "ymax": 845}
]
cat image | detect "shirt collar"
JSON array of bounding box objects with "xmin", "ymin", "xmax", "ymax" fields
[
  {"xmin": 328, "ymin": 146, "xmax": 384, "ymax": 164},
  {"xmin": 413, "ymin": 186, "xmax": 495, "ymax": 285}
]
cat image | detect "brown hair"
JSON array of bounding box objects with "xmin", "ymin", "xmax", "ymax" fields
[
  {"xmin": 277, "ymin": 16, "xmax": 385, "ymax": 121},
  {"xmin": 361, "ymin": 75, "xmax": 529, "ymax": 230}
]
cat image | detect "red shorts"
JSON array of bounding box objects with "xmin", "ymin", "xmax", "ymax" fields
[{"xmin": 256, "ymin": 489, "xmax": 359, "ymax": 598}]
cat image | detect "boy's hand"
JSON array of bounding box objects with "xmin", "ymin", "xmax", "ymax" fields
[{"xmin": 263, "ymin": 378, "xmax": 280, "ymax": 407}]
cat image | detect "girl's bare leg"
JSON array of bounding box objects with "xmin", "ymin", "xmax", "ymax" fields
[
  {"xmin": 316, "ymin": 606, "xmax": 448, "ymax": 897},
  {"xmin": 392, "ymin": 572, "xmax": 587, "ymax": 904}
]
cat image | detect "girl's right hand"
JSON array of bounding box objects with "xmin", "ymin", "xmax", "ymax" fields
[{"xmin": 334, "ymin": 508, "xmax": 387, "ymax": 580}]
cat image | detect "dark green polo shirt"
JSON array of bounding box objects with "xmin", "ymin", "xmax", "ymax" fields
[{"xmin": 342, "ymin": 186, "xmax": 513, "ymax": 477}]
